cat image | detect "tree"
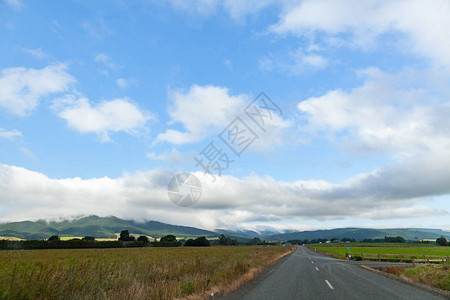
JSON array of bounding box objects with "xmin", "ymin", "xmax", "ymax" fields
[
  {"xmin": 436, "ymin": 236, "xmax": 448, "ymax": 246},
  {"xmin": 119, "ymin": 230, "xmax": 135, "ymax": 242},
  {"xmin": 394, "ymin": 236, "xmax": 406, "ymax": 243},
  {"xmin": 137, "ymin": 235, "xmax": 149, "ymax": 244},
  {"xmin": 152, "ymin": 235, "xmax": 181, "ymax": 247},
  {"xmin": 82, "ymin": 236, "xmax": 95, "ymax": 241},
  {"xmin": 252, "ymin": 238, "xmax": 262, "ymax": 245},
  {"xmin": 160, "ymin": 235, "xmax": 177, "ymax": 243},
  {"xmin": 185, "ymin": 236, "xmax": 210, "ymax": 246},
  {"xmin": 48, "ymin": 235, "xmax": 60, "ymax": 241},
  {"xmin": 218, "ymin": 234, "xmax": 238, "ymax": 245}
]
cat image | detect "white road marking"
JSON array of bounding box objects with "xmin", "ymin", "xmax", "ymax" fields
[
  {"xmin": 325, "ymin": 280, "xmax": 334, "ymax": 290},
  {"xmin": 315, "ymin": 267, "xmax": 319, "ymax": 271}
]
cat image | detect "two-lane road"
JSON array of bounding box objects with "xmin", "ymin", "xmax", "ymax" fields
[{"xmin": 225, "ymin": 246, "xmax": 444, "ymax": 300}]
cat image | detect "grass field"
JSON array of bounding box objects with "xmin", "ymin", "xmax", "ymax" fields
[
  {"xmin": 0, "ymin": 246, "xmax": 293, "ymax": 299},
  {"xmin": 307, "ymin": 243, "xmax": 450, "ymax": 259},
  {"xmin": 0, "ymin": 236, "xmax": 23, "ymax": 241}
]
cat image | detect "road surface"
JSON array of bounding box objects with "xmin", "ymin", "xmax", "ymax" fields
[{"xmin": 225, "ymin": 246, "xmax": 444, "ymax": 300}]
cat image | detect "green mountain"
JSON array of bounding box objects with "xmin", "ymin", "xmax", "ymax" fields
[
  {"xmin": 0, "ymin": 216, "xmax": 217, "ymax": 240},
  {"xmin": 0, "ymin": 216, "xmax": 448, "ymax": 242},
  {"xmin": 267, "ymin": 227, "xmax": 450, "ymax": 242},
  {"xmin": 215, "ymin": 229, "xmax": 283, "ymax": 239}
]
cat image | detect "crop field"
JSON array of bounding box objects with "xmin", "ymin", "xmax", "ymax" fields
[
  {"xmin": 0, "ymin": 246, "xmax": 293, "ymax": 299},
  {"xmin": 307, "ymin": 243, "xmax": 450, "ymax": 259}
]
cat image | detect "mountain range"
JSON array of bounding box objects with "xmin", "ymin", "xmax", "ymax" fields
[{"xmin": 0, "ymin": 216, "xmax": 448, "ymax": 242}]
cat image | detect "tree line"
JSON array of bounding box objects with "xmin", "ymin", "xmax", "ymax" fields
[{"xmin": 0, "ymin": 231, "xmax": 243, "ymax": 250}]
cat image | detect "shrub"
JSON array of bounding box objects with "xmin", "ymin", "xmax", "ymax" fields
[{"xmin": 184, "ymin": 236, "xmax": 210, "ymax": 247}]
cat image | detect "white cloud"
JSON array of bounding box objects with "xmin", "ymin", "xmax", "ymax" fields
[
  {"xmin": 147, "ymin": 148, "xmax": 195, "ymax": 164},
  {"xmin": 222, "ymin": 0, "xmax": 277, "ymax": 20},
  {"xmin": 82, "ymin": 19, "xmax": 112, "ymax": 40},
  {"xmin": 116, "ymin": 78, "xmax": 128, "ymax": 88},
  {"xmin": 166, "ymin": 0, "xmax": 219, "ymax": 17},
  {"xmin": 165, "ymin": 0, "xmax": 277, "ymax": 20},
  {"xmin": 298, "ymin": 67, "xmax": 450, "ymax": 153},
  {"xmin": 294, "ymin": 66, "xmax": 450, "ymax": 225},
  {"xmin": 4, "ymin": 0, "xmax": 22, "ymax": 9},
  {"xmin": 156, "ymin": 85, "xmax": 292, "ymax": 152},
  {"xmin": 0, "ymin": 160, "xmax": 448, "ymax": 228},
  {"xmin": 0, "ymin": 64, "xmax": 75, "ymax": 116},
  {"xmin": 271, "ymin": 0, "xmax": 450, "ymax": 66},
  {"xmin": 156, "ymin": 85, "xmax": 247, "ymax": 144},
  {"xmin": 55, "ymin": 96, "xmax": 151, "ymax": 141},
  {"xmin": 19, "ymin": 47, "xmax": 47, "ymax": 59},
  {"xmin": 19, "ymin": 147, "xmax": 35, "ymax": 159},
  {"xmin": 116, "ymin": 78, "xmax": 137, "ymax": 88},
  {"xmin": 260, "ymin": 46, "xmax": 329, "ymax": 75},
  {"xmin": 94, "ymin": 53, "xmax": 115, "ymax": 69},
  {"xmin": 0, "ymin": 128, "xmax": 22, "ymax": 139}
]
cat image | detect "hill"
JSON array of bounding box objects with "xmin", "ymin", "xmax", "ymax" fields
[
  {"xmin": 267, "ymin": 227, "xmax": 450, "ymax": 242},
  {"xmin": 0, "ymin": 216, "xmax": 217, "ymax": 240}
]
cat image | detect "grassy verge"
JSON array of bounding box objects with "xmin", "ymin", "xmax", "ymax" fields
[
  {"xmin": 381, "ymin": 265, "xmax": 450, "ymax": 291},
  {"xmin": 0, "ymin": 246, "xmax": 294, "ymax": 299},
  {"xmin": 306, "ymin": 243, "xmax": 449, "ymax": 259}
]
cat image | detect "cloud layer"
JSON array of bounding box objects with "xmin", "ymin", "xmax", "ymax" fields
[{"xmin": 1, "ymin": 156, "xmax": 448, "ymax": 229}]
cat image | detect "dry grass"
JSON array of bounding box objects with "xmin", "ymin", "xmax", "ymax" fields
[
  {"xmin": 0, "ymin": 246, "xmax": 294, "ymax": 299},
  {"xmin": 381, "ymin": 264, "xmax": 450, "ymax": 291},
  {"xmin": 400, "ymin": 264, "xmax": 450, "ymax": 291}
]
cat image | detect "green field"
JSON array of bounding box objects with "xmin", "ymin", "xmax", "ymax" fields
[
  {"xmin": 307, "ymin": 243, "xmax": 450, "ymax": 259},
  {"xmin": 0, "ymin": 246, "xmax": 293, "ymax": 299}
]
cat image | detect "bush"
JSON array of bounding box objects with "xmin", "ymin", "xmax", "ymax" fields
[
  {"xmin": 151, "ymin": 235, "xmax": 182, "ymax": 247},
  {"xmin": 184, "ymin": 236, "xmax": 210, "ymax": 247},
  {"xmin": 436, "ymin": 236, "xmax": 448, "ymax": 246},
  {"xmin": 137, "ymin": 235, "xmax": 149, "ymax": 244},
  {"xmin": 48, "ymin": 235, "xmax": 60, "ymax": 241},
  {"xmin": 160, "ymin": 235, "xmax": 176, "ymax": 243},
  {"xmin": 218, "ymin": 234, "xmax": 238, "ymax": 246},
  {"xmin": 118, "ymin": 230, "xmax": 136, "ymax": 242}
]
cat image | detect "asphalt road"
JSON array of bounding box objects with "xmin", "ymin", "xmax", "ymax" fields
[{"xmin": 225, "ymin": 246, "xmax": 444, "ymax": 300}]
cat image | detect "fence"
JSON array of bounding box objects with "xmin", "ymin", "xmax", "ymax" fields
[{"xmin": 346, "ymin": 252, "xmax": 449, "ymax": 265}]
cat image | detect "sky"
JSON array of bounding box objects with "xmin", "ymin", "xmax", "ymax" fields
[{"xmin": 0, "ymin": 0, "xmax": 449, "ymax": 232}]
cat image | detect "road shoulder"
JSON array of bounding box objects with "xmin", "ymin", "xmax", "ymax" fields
[
  {"xmin": 219, "ymin": 248, "xmax": 296, "ymax": 299},
  {"xmin": 359, "ymin": 265, "xmax": 449, "ymax": 299}
]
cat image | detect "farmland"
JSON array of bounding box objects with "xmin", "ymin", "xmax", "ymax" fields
[
  {"xmin": 307, "ymin": 243, "xmax": 450, "ymax": 259},
  {"xmin": 0, "ymin": 245, "xmax": 293, "ymax": 299}
]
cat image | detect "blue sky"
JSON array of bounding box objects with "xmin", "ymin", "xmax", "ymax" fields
[{"xmin": 0, "ymin": 0, "xmax": 449, "ymax": 231}]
